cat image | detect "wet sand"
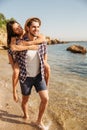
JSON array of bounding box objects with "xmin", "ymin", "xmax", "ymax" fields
[{"xmin": 0, "ymin": 49, "xmax": 87, "ymax": 130}]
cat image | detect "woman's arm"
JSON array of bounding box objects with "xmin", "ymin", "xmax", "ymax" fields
[
  {"xmin": 21, "ymin": 34, "xmax": 46, "ymax": 46},
  {"xmin": 10, "ymin": 38, "xmax": 38, "ymax": 51}
]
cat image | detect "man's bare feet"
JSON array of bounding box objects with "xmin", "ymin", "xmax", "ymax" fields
[{"xmin": 31, "ymin": 121, "xmax": 46, "ymax": 130}]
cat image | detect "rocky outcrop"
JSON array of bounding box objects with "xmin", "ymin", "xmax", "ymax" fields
[
  {"xmin": 46, "ymin": 36, "xmax": 67, "ymax": 45},
  {"xmin": 0, "ymin": 29, "xmax": 7, "ymax": 45},
  {"xmin": 67, "ymin": 45, "xmax": 87, "ymax": 54},
  {"xmin": 0, "ymin": 29, "xmax": 7, "ymax": 50}
]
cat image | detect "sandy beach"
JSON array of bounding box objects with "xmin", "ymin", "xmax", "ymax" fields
[
  {"xmin": 0, "ymin": 48, "xmax": 87, "ymax": 130},
  {"xmin": 0, "ymin": 49, "xmax": 61, "ymax": 130}
]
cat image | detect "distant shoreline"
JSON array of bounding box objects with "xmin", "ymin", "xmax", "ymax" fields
[{"xmin": 0, "ymin": 28, "xmax": 87, "ymax": 46}]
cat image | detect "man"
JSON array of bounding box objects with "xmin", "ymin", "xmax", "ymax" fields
[
  {"xmin": 10, "ymin": 17, "xmax": 49, "ymax": 129},
  {"xmin": 7, "ymin": 20, "xmax": 46, "ymax": 102}
]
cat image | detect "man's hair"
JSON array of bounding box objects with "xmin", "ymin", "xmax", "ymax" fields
[{"xmin": 24, "ymin": 17, "xmax": 41, "ymax": 32}]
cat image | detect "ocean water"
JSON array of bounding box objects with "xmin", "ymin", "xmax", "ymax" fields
[
  {"xmin": 47, "ymin": 42, "xmax": 87, "ymax": 130},
  {"xmin": 48, "ymin": 41, "xmax": 87, "ymax": 78}
]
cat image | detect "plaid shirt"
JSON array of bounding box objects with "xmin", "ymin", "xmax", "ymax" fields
[
  {"xmin": 16, "ymin": 42, "xmax": 47, "ymax": 83},
  {"xmin": 8, "ymin": 48, "xmax": 18, "ymax": 63},
  {"xmin": 8, "ymin": 39, "xmax": 23, "ymax": 62}
]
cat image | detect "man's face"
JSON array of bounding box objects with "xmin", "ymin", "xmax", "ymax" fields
[
  {"xmin": 28, "ymin": 21, "xmax": 40, "ymax": 37},
  {"xmin": 13, "ymin": 23, "xmax": 23, "ymax": 36}
]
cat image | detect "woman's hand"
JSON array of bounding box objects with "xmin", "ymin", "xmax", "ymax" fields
[{"xmin": 13, "ymin": 90, "xmax": 18, "ymax": 102}]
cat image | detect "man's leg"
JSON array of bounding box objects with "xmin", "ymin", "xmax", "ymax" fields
[
  {"xmin": 36, "ymin": 90, "xmax": 49, "ymax": 125},
  {"xmin": 20, "ymin": 77, "xmax": 33, "ymax": 120},
  {"xmin": 21, "ymin": 95, "xmax": 30, "ymax": 119}
]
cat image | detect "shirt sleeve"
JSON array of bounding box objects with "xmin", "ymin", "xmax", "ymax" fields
[{"xmin": 43, "ymin": 42, "xmax": 47, "ymax": 55}]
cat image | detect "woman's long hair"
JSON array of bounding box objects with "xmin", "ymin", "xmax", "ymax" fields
[{"xmin": 6, "ymin": 20, "xmax": 21, "ymax": 47}]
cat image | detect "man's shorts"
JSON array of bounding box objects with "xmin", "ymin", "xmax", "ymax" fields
[{"xmin": 20, "ymin": 73, "xmax": 47, "ymax": 96}]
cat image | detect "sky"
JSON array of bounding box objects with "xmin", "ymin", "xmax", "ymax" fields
[{"xmin": 0, "ymin": 0, "xmax": 87, "ymax": 41}]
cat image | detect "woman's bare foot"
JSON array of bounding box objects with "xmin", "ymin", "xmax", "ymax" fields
[
  {"xmin": 13, "ymin": 91, "xmax": 18, "ymax": 102},
  {"xmin": 23, "ymin": 115, "xmax": 29, "ymax": 120}
]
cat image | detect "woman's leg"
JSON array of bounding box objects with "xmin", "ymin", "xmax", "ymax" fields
[
  {"xmin": 44, "ymin": 63, "xmax": 50, "ymax": 86},
  {"xmin": 8, "ymin": 54, "xmax": 19, "ymax": 102},
  {"xmin": 12, "ymin": 63, "xmax": 19, "ymax": 102}
]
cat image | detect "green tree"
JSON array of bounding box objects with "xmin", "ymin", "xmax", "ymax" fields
[
  {"xmin": 0, "ymin": 13, "xmax": 6, "ymax": 27},
  {"xmin": 0, "ymin": 13, "xmax": 16, "ymax": 30}
]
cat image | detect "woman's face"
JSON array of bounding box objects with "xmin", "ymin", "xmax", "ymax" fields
[{"xmin": 12, "ymin": 23, "xmax": 23, "ymax": 36}]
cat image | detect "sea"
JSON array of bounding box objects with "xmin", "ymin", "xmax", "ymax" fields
[
  {"xmin": 48, "ymin": 41, "xmax": 87, "ymax": 78},
  {"xmin": 47, "ymin": 41, "xmax": 87, "ymax": 130}
]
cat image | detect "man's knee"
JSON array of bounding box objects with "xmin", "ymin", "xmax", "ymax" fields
[
  {"xmin": 42, "ymin": 95, "xmax": 49, "ymax": 104},
  {"xmin": 22, "ymin": 96, "xmax": 29, "ymax": 104}
]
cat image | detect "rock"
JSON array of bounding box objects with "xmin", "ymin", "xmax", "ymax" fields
[
  {"xmin": 0, "ymin": 29, "xmax": 7, "ymax": 46},
  {"xmin": 66, "ymin": 45, "xmax": 87, "ymax": 54}
]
